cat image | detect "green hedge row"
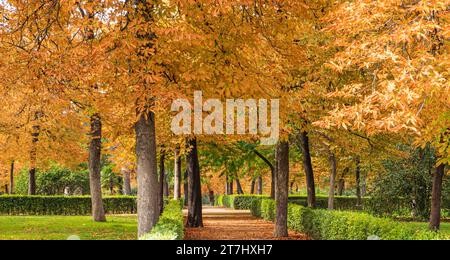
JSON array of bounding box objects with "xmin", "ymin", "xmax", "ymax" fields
[
  {"xmin": 139, "ymin": 200, "xmax": 184, "ymax": 240},
  {"xmin": 250, "ymin": 199, "xmax": 447, "ymax": 240},
  {"xmin": 215, "ymin": 195, "xmax": 364, "ymax": 211},
  {"xmin": 215, "ymin": 194, "xmax": 264, "ymax": 209},
  {"xmin": 215, "ymin": 195, "xmax": 450, "ymax": 216},
  {"xmin": 0, "ymin": 195, "xmax": 137, "ymax": 215},
  {"xmin": 290, "ymin": 195, "xmax": 366, "ymax": 210}
]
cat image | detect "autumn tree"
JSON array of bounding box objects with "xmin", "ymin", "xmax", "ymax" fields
[
  {"xmin": 322, "ymin": 0, "xmax": 450, "ymax": 230},
  {"xmin": 0, "ymin": 1, "xmax": 89, "ymax": 196}
]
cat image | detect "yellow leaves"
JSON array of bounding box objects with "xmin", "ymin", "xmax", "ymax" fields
[
  {"xmin": 0, "ymin": 0, "xmax": 447, "ymax": 169},
  {"xmin": 326, "ymin": 61, "xmax": 344, "ymax": 73},
  {"xmin": 319, "ymin": 0, "xmax": 450, "ymax": 160}
]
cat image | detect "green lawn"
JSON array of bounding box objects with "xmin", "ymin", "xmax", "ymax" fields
[
  {"xmin": 0, "ymin": 215, "xmax": 448, "ymax": 240},
  {"xmin": 0, "ymin": 216, "xmax": 138, "ymax": 240}
]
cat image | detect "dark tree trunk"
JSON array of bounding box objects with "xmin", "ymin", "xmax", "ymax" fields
[
  {"xmin": 430, "ymin": 163, "xmax": 445, "ymax": 231},
  {"xmin": 164, "ymin": 174, "xmax": 170, "ymax": 198},
  {"xmin": 159, "ymin": 151, "xmax": 166, "ymax": 215},
  {"xmin": 355, "ymin": 156, "xmax": 362, "ymax": 207},
  {"xmin": 337, "ymin": 180, "xmax": 345, "ymax": 196},
  {"xmin": 275, "ymin": 141, "xmax": 289, "ymax": 237},
  {"xmin": 250, "ymin": 178, "xmax": 256, "ymax": 194},
  {"xmin": 225, "ymin": 175, "xmax": 229, "ymax": 194},
  {"xmin": 135, "ymin": 110, "xmax": 159, "ymax": 237},
  {"xmin": 117, "ymin": 177, "xmax": 123, "ymax": 195},
  {"xmin": 164, "ymin": 174, "xmax": 170, "ymax": 197},
  {"xmin": 109, "ymin": 176, "xmax": 114, "ymax": 195},
  {"xmin": 236, "ymin": 177, "xmax": 244, "ymax": 195},
  {"xmin": 186, "ymin": 138, "xmax": 203, "ymax": 228},
  {"xmin": 174, "ymin": 147, "xmax": 182, "ymax": 200},
  {"xmin": 274, "ymin": 144, "xmax": 279, "ymax": 199},
  {"xmin": 183, "ymin": 170, "xmax": 188, "ymax": 206},
  {"xmin": 338, "ymin": 167, "xmax": 348, "ymax": 196},
  {"xmin": 272, "ymin": 174, "xmax": 276, "ymax": 198},
  {"xmin": 328, "ymin": 152, "xmax": 337, "ymax": 210},
  {"xmin": 253, "ymin": 150, "xmax": 275, "ymax": 198},
  {"xmin": 9, "ymin": 161, "xmax": 14, "ymax": 195},
  {"xmin": 28, "ymin": 124, "xmax": 40, "ymax": 195},
  {"xmin": 361, "ymin": 173, "xmax": 367, "ymax": 197},
  {"xmin": 257, "ymin": 176, "xmax": 263, "ymax": 195},
  {"xmin": 88, "ymin": 114, "xmax": 106, "ymax": 222},
  {"xmin": 226, "ymin": 175, "xmax": 234, "ymax": 195},
  {"xmin": 122, "ymin": 168, "xmax": 132, "ymax": 196},
  {"xmin": 298, "ymin": 131, "xmax": 316, "ymax": 208}
]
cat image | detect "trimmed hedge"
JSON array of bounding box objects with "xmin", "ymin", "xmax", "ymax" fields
[
  {"xmin": 215, "ymin": 195, "xmax": 267, "ymax": 209},
  {"xmin": 215, "ymin": 195, "xmax": 450, "ymax": 215},
  {"xmin": 215, "ymin": 195, "xmax": 365, "ymax": 211},
  {"xmin": 0, "ymin": 195, "xmax": 137, "ymax": 215},
  {"xmin": 289, "ymin": 195, "xmax": 366, "ymax": 210},
  {"xmin": 139, "ymin": 200, "xmax": 184, "ymax": 240},
  {"xmin": 249, "ymin": 198, "xmax": 448, "ymax": 240}
]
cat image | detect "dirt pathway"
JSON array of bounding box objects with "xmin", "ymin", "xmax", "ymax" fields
[{"xmin": 184, "ymin": 206, "xmax": 308, "ymax": 240}]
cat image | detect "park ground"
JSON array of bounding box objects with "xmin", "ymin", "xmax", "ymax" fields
[
  {"xmin": 0, "ymin": 208, "xmax": 449, "ymax": 240},
  {"xmin": 184, "ymin": 207, "xmax": 307, "ymax": 240}
]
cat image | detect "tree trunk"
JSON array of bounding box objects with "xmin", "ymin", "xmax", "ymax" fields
[
  {"xmin": 328, "ymin": 152, "xmax": 337, "ymax": 210},
  {"xmin": 174, "ymin": 147, "xmax": 182, "ymax": 200},
  {"xmin": 109, "ymin": 176, "xmax": 114, "ymax": 195},
  {"xmin": 272, "ymin": 153, "xmax": 277, "ymax": 199},
  {"xmin": 9, "ymin": 161, "xmax": 14, "ymax": 195},
  {"xmin": 257, "ymin": 176, "xmax": 263, "ymax": 195},
  {"xmin": 164, "ymin": 174, "xmax": 170, "ymax": 197},
  {"xmin": 225, "ymin": 175, "xmax": 229, "ymax": 194},
  {"xmin": 355, "ymin": 156, "xmax": 362, "ymax": 207},
  {"xmin": 184, "ymin": 170, "xmax": 188, "ymax": 206},
  {"xmin": 117, "ymin": 177, "xmax": 123, "ymax": 195},
  {"xmin": 275, "ymin": 141, "xmax": 289, "ymax": 237},
  {"xmin": 226, "ymin": 175, "xmax": 234, "ymax": 195},
  {"xmin": 159, "ymin": 151, "xmax": 166, "ymax": 215},
  {"xmin": 28, "ymin": 124, "xmax": 40, "ymax": 195},
  {"xmin": 186, "ymin": 138, "xmax": 203, "ymax": 228},
  {"xmin": 298, "ymin": 131, "xmax": 316, "ymax": 208},
  {"xmin": 88, "ymin": 114, "xmax": 106, "ymax": 222},
  {"xmin": 361, "ymin": 173, "xmax": 367, "ymax": 197},
  {"xmin": 250, "ymin": 178, "xmax": 256, "ymax": 194},
  {"xmin": 135, "ymin": 110, "xmax": 159, "ymax": 237},
  {"xmin": 338, "ymin": 167, "xmax": 348, "ymax": 196},
  {"xmin": 270, "ymin": 169, "xmax": 277, "ymax": 199},
  {"xmin": 122, "ymin": 168, "xmax": 132, "ymax": 196},
  {"xmin": 337, "ymin": 179, "xmax": 345, "ymax": 196},
  {"xmin": 236, "ymin": 177, "xmax": 244, "ymax": 195},
  {"xmin": 253, "ymin": 150, "xmax": 275, "ymax": 198},
  {"xmin": 429, "ymin": 163, "xmax": 445, "ymax": 231}
]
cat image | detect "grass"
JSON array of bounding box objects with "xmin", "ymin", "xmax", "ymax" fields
[
  {"xmin": 0, "ymin": 215, "xmax": 138, "ymax": 240},
  {"xmin": 0, "ymin": 214, "xmax": 448, "ymax": 240}
]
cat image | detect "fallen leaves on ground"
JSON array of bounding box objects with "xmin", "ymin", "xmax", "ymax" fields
[{"xmin": 184, "ymin": 207, "xmax": 309, "ymax": 240}]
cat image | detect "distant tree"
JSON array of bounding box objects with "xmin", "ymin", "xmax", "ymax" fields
[
  {"xmin": 16, "ymin": 165, "xmax": 90, "ymax": 196},
  {"xmin": 368, "ymin": 145, "xmax": 437, "ymax": 220}
]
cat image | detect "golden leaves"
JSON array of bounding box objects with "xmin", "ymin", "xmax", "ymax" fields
[{"xmin": 318, "ymin": 0, "xmax": 450, "ymax": 162}]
